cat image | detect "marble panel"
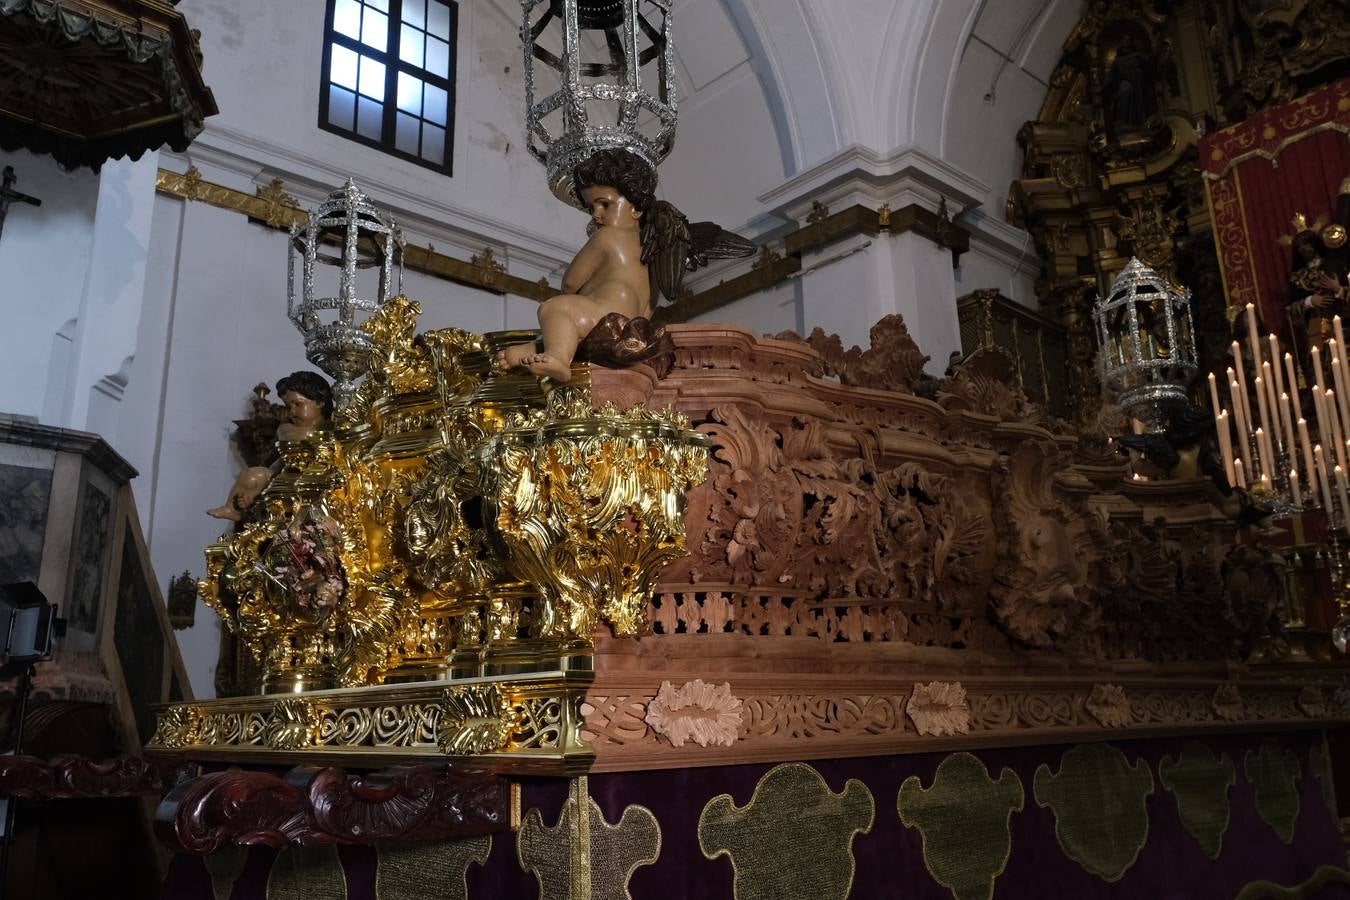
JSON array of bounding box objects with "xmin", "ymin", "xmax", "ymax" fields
[
  {"xmin": 67, "ymin": 479, "xmax": 113, "ymax": 633},
  {"xmin": 0, "ymin": 462, "xmax": 53, "ymax": 585}
]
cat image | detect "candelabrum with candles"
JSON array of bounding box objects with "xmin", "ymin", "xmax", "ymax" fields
[{"xmin": 1207, "ymin": 299, "xmax": 1350, "ymax": 654}]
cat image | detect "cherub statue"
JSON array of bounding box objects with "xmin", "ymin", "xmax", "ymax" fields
[
  {"xmin": 496, "ymin": 149, "xmax": 754, "ymax": 382},
  {"xmin": 208, "ymin": 371, "xmax": 333, "ymax": 521}
]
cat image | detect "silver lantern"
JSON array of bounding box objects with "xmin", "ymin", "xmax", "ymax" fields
[
  {"xmin": 521, "ymin": 0, "xmax": 677, "ymax": 204},
  {"xmin": 287, "ymin": 179, "xmax": 404, "ymax": 405},
  {"xmin": 1093, "ymin": 257, "xmax": 1198, "ymax": 431}
]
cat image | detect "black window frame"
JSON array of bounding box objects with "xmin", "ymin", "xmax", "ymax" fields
[{"xmin": 317, "ymin": 0, "xmax": 459, "ymax": 176}]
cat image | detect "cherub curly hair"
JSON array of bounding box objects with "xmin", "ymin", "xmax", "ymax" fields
[
  {"xmin": 572, "ymin": 149, "xmax": 657, "ymax": 213},
  {"xmin": 276, "ymin": 371, "xmax": 334, "ymax": 419}
]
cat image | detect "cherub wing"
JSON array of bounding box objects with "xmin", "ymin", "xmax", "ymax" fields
[
  {"xmin": 641, "ymin": 200, "xmax": 691, "ymax": 304},
  {"xmin": 642, "ymin": 200, "xmax": 757, "ymax": 304},
  {"xmin": 686, "ymin": 220, "xmax": 757, "ymax": 269}
]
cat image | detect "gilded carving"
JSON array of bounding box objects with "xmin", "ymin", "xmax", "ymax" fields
[
  {"xmin": 1212, "ymin": 684, "xmax": 1245, "ymax": 722},
  {"xmin": 150, "ymin": 704, "xmax": 203, "ymax": 750},
  {"xmin": 906, "ymin": 681, "xmax": 971, "ymax": 737},
  {"xmin": 643, "ymin": 680, "xmax": 743, "ymax": 748},
  {"xmin": 438, "ymin": 684, "xmax": 517, "ymax": 755},
  {"xmin": 266, "ymin": 699, "xmax": 322, "ymax": 751}
]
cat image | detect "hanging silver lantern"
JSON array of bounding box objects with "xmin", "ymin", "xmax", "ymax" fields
[
  {"xmin": 521, "ymin": 0, "xmax": 677, "ymax": 204},
  {"xmin": 287, "ymin": 179, "xmax": 404, "ymax": 405},
  {"xmin": 1093, "ymin": 257, "xmax": 1198, "ymax": 431}
]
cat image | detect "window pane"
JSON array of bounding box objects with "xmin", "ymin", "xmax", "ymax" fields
[
  {"xmin": 426, "ymin": 36, "xmax": 449, "ymax": 78},
  {"xmin": 330, "ymin": 43, "xmax": 359, "ymax": 90},
  {"xmin": 396, "ymin": 112, "xmax": 420, "ymax": 154},
  {"xmin": 357, "ymin": 96, "xmax": 383, "ymax": 139},
  {"xmin": 427, "ymin": 1, "xmax": 450, "ymax": 40},
  {"xmin": 423, "ymin": 83, "xmax": 447, "ymax": 125},
  {"xmin": 334, "ymin": 0, "xmax": 361, "ymax": 39},
  {"xmin": 402, "ymin": 0, "xmax": 425, "ymax": 28},
  {"xmin": 396, "ymin": 72, "xmax": 423, "ymax": 114},
  {"xmin": 399, "ymin": 24, "xmax": 424, "ymax": 67},
  {"xmin": 328, "ymin": 85, "xmax": 356, "ymax": 131},
  {"xmin": 421, "ymin": 122, "xmax": 445, "ymax": 163},
  {"xmin": 365, "ymin": 0, "xmax": 388, "ymax": 10},
  {"xmin": 361, "ymin": 6, "xmax": 388, "ymax": 51},
  {"xmin": 358, "ymin": 56, "xmax": 386, "ymax": 100}
]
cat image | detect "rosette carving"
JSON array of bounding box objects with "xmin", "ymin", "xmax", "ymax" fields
[{"xmin": 438, "ymin": 684, "xmax": 517, "ymax": 755}]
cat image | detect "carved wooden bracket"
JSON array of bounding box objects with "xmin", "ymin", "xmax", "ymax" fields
[
  {"xmin": 0, "ymin": 753, "xmax": 195, "ymax": 800},
  {"xmin": 155, "ymin": 764, "xmax": 510, "ymax": 853}
]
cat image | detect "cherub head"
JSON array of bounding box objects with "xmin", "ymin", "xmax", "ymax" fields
[
  {"xmin": 572, "ymin": 149, "xmax": 657, "ymax": 231},
  {"xmin": 275, "ymin": 370, "xmax": 333, "ymax": 431}
]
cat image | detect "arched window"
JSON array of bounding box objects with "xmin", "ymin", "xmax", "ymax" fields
[{"xmin": 319, "ymin": 0, "xmax": 457, "ymax": 174}]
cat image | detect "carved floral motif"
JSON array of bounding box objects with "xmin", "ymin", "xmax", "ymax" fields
[
  {"xmin": 1212, "ymin": 685, "xmax": 1245, "ymax": 722},
  {"xmin": 1085, "ymin": 684, "xmax": 1132, "ymax": 728},
  {"xmin": 643, "ymin": 680, "xmax": 743, "ymax": 748},
  {"xmin": 906, "ymin": 682, "xmax": 971, "ymax": 737}
]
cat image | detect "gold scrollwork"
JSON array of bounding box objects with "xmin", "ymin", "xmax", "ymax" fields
[{"xmin": 438, "ymin": 684, "xmax": 519, "ymax": 755}]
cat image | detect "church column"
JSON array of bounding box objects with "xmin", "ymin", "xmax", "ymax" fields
[
  {"xmin": 61, "ymin": 152, "xmax": 160, "ymax": 437},
  {"xmin": 759, "ymin": 147, "xmax": 985, "ymax": 365}
]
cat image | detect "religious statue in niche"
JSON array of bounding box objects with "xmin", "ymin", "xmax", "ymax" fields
[
  {"xmin": 495, "ymin": 149, "xmax": 754, "ymax": 382},
  {"xmin": 207, "ymin": 371, "xmax": 333, "ymax": 521},
  {"xmin": 1285, "ymin": 179, "xmax": 1350, "ymax": 356},
  {"xmin": 1101, "ymin": 31, "xmax": 1161, "ymax": 142}
]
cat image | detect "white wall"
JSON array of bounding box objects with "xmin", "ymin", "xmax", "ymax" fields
[{"xmin": 0, "ymin": 149, "xmax": 99, "ymax": 422}]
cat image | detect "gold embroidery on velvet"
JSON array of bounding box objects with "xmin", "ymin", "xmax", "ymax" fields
[
  {"xmin": 517, "ymin": 776, "xmax": 661, "ymax": 900},
  {"xmin": 1158, "ymin": 741, "xmax": 1236, "ymax": 859},
  {"xmin": 266, "ymin": 846, "xmax": 348, "ymax": 900},
  {"xmin": 203, "ymin": 846, "xmax": 248, "ymax": 900},
  {"xmin": 1232, "ymin": 864, "xmax": 1350, "ymax": 900},
  {"xmin": 375, "ymin": 836, "xmax": 492, "ymax": 900},
  {"xmin": 698, "ymin": 762, "xmax": 874, "ymax": 900},
  {"xmin": 898, "ymin": 752, "xmax": 1025, "ymax": 900},
  {"xmin": 1243, "ymin": 739, "xmax": 1301, "ymax": 844},
  {"xmin": 1033, "ymin": 743, "xmax": 1153, "ymax": 882}
]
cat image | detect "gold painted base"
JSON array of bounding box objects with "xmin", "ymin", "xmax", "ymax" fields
[{"xmin": 146, "ymin": 670, "xmax": 595, "ymax": 776}]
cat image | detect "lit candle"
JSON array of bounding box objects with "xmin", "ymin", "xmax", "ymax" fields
[
  {"xmin": 1246, "ymin": 303, "xmax": 1264, "ymax": 377},
  {"xmin": 1256, "ymin": 425, "xmax": 1275, "ymax": 481},
  {"xmin": 1316, "ymin": 445, "xmax": 1335, "ymax": 512},
  {"xmin": 1330, "ymin": 389, "xmax": 1349, "ymax": 473},
  {"xmin": 1298, "ymin": 417, "xmax": 1317, "ymax": 501},
  {"xmin": 1269, "ymin": 333, "xmax": 1286, "ymax": 402},
  {"xmin": 1284, "ymin": 352, "xmax": 1305, "ymax": 423},
  {"xmin": 1279, "ymin": 391, "xmax": 1297, "ymax": 468},
  {"xmin": 1208, "ymin": 372, "xmax": 1222, "ymax": 420},
  {"xmin": 1253, "ymin": 379, "xmax": 1273, "ymax": 474},
  {"xmin": 1232, "ymin": 379, "xmax": 1253, "ymax": 474},
  {"xmin": 1263, "ymin": 362, "xmax": 1283, "ymax": 452},
  {"xmin": 1234, "ymin": 457, "xmax": 1247, "ymax": 489},
  {"xmin": 1331, "ymin": 347, "xmax": 1350, "ymax": 457},
  {"xmin": 1312, "ymin": 344, "xmax": 1328, "ymax": 393},
  {"xmin": 1336, "ymin": 315, "xmax": 1348, "ymax": 360},
  {"xmin": 1291, "ymin": 468, "xmax": 1303, "ymax": 507},
  {"xmin": 1217, "ymin": 411, "xmax": 1236, "ymax": 487},
  {"xmin": 1336, "ymin": 465, "xmax": 1350, "ymax": 526}
]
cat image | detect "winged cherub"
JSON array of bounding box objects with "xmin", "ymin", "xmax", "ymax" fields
[{"xmin": 496, "ymin": 149, "xmax": 754, "ymax": 382}]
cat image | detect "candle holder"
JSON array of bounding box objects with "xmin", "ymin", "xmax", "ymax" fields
[{"xmin": 287, "ymin": 179, "xmax": 404, "ymax": 407}]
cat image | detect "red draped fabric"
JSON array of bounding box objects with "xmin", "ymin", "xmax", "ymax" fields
[{"xmin": 1201, "ymin": 78, "xmax": 1350, "ymax": 339}]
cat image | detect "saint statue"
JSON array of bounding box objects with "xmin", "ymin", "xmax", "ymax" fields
[
  {"xmin": 1103, "ymin": 34, "xmax": 1158, "ymax": 136},
  {"xmin": 1286, "ymin": 179, "xmax": 1350, "ymax": 356}
]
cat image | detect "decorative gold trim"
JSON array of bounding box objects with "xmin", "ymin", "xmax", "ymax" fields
[
  {"xmin": 154, "ymin": 168, "xmax": 554, "ymax": 300},
  {"xmin": 144, "ymin": 672, "xmax": 594, "ymax": 775}
]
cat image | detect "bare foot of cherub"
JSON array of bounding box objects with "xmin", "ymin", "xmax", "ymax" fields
[{"xmin": 495, "ymin": 344, "xmax": 573, "ymax": 382}]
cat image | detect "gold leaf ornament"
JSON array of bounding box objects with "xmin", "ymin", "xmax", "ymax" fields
[{"xmin": 438, "ymin": 684, "xmax": 517, "ymax": 755}]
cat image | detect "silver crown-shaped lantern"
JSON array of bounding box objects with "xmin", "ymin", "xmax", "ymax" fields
[
  {"xmin": 288, "ymin": 179, "xmax": 404, "ymax": 405},
  {"xmin": 521, "ymin": 0, "xmax": 677, "ymax": 203},
  {"xmin": 1093, "ymin": 257, "xmax": 1198, "ymax": 431}
]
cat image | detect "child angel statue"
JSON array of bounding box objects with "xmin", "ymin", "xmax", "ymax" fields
[{"xmin": 496, "ymin": 148, "xmax": 755, "ymax": 382}]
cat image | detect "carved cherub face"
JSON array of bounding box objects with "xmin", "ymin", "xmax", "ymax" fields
[
  {"xmin": 282, "ymin": 389, "xmax": 325, "ymax": 430},
  {"xmin": 580, "ymin": 185, "xmax": 640, "ymax": 230}
]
